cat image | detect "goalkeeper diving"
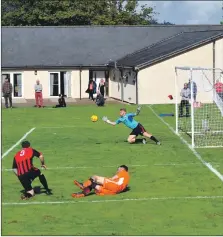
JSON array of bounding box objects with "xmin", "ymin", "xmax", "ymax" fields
[{"xmin": 102, "ymin": 107, "xmax": 161, "ymax": 145}]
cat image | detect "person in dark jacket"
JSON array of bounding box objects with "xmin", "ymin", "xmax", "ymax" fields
[
  {"xmin": 95, "ymin": 91, "xmax": 105, "ymax": 106},
  {"xmin": 2, "ymin": 77, "xmax": 13, "ymax": 108},
  {"xmin": 87, "ymin": 79, "xmax": 94, "ymax": 101},
  {"xmin": 53, "ymin": 94, "xmax": 66, "ymax": 108},
  {"xmin": 98, "ymin": 78, "xmax": 105, "ymax": 97}
]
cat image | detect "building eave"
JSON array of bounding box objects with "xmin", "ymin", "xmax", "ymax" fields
[
  {"xmin": 135, "ymin": 33, "xmax": 223, "ymax": 70},
  {"xmin": 1, "ymin": 64, "xmax": 110, "ymax": 71}
]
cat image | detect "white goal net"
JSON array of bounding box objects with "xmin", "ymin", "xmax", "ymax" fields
[{"xmin": 175, "ymin": 67, "xmax": 223, "ymax": 148}]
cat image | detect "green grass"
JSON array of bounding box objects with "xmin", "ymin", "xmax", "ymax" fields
[{"xmin": 2, "ymin": 104, "xmax": 223, "ymax": 235}]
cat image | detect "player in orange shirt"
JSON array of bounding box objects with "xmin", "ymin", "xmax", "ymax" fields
[{"xmin": 72, "ymin": 165, "xmax": 130, "ymax": 198}]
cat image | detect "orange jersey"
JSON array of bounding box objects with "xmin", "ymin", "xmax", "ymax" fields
[
  {"xmin": 112, "ymin": 170, "xmax": 130, "ymax": 192},
  {"xmin": 96, "ymin": 170, "xmax": 130, "ymax": 196}
]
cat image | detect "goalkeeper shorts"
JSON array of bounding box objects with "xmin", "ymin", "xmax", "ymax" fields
[{"xmin": 130, "ymin": 123, "xmax": 146, "ymax": 136}]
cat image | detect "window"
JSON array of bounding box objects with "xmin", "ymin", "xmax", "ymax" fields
[
  {"xmin": 49, "ymin": 71, "xmax": 71, "ymax": 97},
  {"xmin": 50, "ymin": 73, "xmax": 59, "ymax": 96},
  {"xmin": 1, "ymin": 72, "xmax": 23, "ymax": 97},
  {"xmin": 13, "ymin": 74, "xmax": 22, "ymax": 97}
]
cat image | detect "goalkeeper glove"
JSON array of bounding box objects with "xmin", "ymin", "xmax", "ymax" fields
[
  {"xmin": 102, "ymin": 116, "xmax": 108, "ymax": 122},
  {"xmin": 136, "ymin": 106, "xmax": 141, "ymax": 115}
]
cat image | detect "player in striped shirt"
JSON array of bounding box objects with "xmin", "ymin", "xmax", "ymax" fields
[{"xmin": 12, "ymin": 140, "xmax": 52, "ymax": 200}]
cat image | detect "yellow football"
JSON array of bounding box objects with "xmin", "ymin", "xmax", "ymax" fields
[{"xmin": 91, "ymin": 115, "xmax": 98, "ymax": 122}]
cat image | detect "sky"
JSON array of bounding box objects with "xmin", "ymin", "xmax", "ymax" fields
[{"xmin": 138, "ymin": 1, "xmax": 223, "ymax": 24}]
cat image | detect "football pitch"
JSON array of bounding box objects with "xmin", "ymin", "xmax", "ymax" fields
[{"xmin": 2, "ymin": 104, "xmax": 223, "ymax": 236}]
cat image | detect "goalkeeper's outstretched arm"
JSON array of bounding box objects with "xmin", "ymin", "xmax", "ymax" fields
[
  {"xmin": 102, "ymin": 116, "xmax": 116, "ymax": 126},
  {"xmin": 135, "ymin": 106, "xmax": 141, "ymax": 116}
]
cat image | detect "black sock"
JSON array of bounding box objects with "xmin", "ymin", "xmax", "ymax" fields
[
  {"xmin": 150, "ymin": 136, "xmax": 159, "ymax": 143},
  {"xmin": 39, "ymin": 174, "xmax": 49, "ymax": 190}
]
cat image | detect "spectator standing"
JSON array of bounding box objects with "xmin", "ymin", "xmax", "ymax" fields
[
  {"xmin": 188, "ymin": 79, "xmax": 197, "ymax": 102},
  {"xmin": 214, "ymin": 79, "xmax": 223, "ymax": 100},
  {"xmin": 2, "ymin": 77, "xmax": 13, "ymax": 108},
  {"xmin": 34, "ymin": 80, "xmax": 43, "ymax": 107},
  {"xmin": 88, "ymin": 79, "xmax": 94, "ymax": 101},
  {"xmin": 179, "ymin": 83, "xmax": 191, "ymax": 117},
  {"xmin": 98, "ymin": 78, "xmax": 105, "ymax": 97},
  {"xmin": 93, "ymin": 79, "xmax": 97, "ymax": 94}
]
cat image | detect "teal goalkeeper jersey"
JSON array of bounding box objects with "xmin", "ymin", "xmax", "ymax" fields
[{"xmin": 115, "ymin": 113, "xmax": 139, "ymax": 129}]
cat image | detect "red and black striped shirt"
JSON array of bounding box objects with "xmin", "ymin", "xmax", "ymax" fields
[{"xmin": 12, "ymin": 148, "xmax": 41, "ymax": 176}]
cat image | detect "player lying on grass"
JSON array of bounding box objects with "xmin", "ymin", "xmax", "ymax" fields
[
  {"xmin": 72, "ymin": 165, "xmax": 130, "ymax": 198},
  {"xmin": 12, "ymin": 140, "xmax": 52, "ymax": 200},
  {"xmin": 102, "ymin": 107, "xmax": 161, "ymax": 145}
]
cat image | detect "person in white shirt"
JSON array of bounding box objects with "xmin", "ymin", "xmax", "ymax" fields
[
  {"xmin": 34, "ymin": 80, "xmax": 43, "ymax": 108},
  {"xmin": 179, "ymin": 83, "xmax": 191, "ymax": 117}
]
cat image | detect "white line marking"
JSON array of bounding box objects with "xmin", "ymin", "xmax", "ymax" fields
[
  {"xmin": 38, "ymin": 125, "xmax": 90, "ymax": 129},
  {"xmin": 3, "ymin": 163, "xmax": 221, "ymax": 172},
  {"xmin": 148, "ymin": 105, "xmax": 223, "ymax": 182},
  {"xmin": 2, "ymin": 195, "xmax": 223, "ymax": 206},
  {"xmin": 2, "ymin": 127, "xmax": 36, "ymax": 159}
]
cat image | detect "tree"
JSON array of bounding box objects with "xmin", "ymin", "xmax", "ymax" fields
[{"xmin": 1, "ymin": 0, "xmax": 158, "ymax": 26}]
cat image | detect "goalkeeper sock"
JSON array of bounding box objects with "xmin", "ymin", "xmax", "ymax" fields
[
  {"xmin": 39, "ymin": 174, "xmax": 49, "ymax": 190},
  {"xmin": 150, "ymin": 136, "xmax": 159, "ymax": 143}
]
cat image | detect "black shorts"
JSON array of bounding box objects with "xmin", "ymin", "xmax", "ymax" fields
[
  {"xmin": 130, "ymin": 123, "xmax": 146, "ymax": 136},
  {"xmin": 18, "ymin": 168, "xmax": 41, "ymax": 191}
]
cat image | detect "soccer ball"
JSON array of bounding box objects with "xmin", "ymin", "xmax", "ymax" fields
[{"xmin": 91, "ymin": 115, "xmax": 98, "ymax": 122}]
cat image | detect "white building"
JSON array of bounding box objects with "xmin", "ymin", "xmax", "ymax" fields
[{"xmin": 2, "ymin": 25, "xmax": 223, "ymax": 104}]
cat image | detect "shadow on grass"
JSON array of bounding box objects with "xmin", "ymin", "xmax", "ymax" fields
[{"xmin": 20, "ymin": 186, "xmax": 53, "ymax": 195}]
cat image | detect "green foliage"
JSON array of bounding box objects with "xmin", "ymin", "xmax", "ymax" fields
[
  {"xmin": 221, "ymin": 21, "xmax": 223, "ymax": 25},
  {"xmin": 1, "ymin": 0, "xmax": 158, "ymax": 26}
]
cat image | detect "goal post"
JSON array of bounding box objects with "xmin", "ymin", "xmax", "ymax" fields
[{"xmin": 175, "ymin": 66, "xmax": 223, "ymax": 148}]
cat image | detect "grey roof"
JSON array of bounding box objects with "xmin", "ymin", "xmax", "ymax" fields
[
  {"xmin": 2, "ymin": 25, "xmax": 223, "ymax": 69},
  {"xmin": 117, "ymin": 30, "xmax": 223, "ymax": 69}
]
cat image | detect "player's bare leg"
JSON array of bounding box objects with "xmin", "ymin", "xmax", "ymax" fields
[
  {"xmin": 72, "ymin": 175, "xmax": 105, "ymax": 198},
  {"xmin": 127, "ymin": 135, "xmax": 147, "ymax": 144},
  {"xmin": 142, "ymin": 131, "xmax": 161, "ymax": 145},
  {"xmin": 127, "ymin": 135, "xmax": 137, "ymax": 144}
]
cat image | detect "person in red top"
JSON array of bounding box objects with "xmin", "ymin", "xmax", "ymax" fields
[
  {"xmin": 214, "ymin": 79, "xmax": 223, "ymax": 100},
  {"xmin": 12, "ymin": 140, "xmax": 52, "ymax": 200},
  {"xmin": 72, "ymin": 165, "xmax": 130, "ymax": 198}
]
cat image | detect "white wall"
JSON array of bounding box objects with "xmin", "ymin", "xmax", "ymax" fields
[
  {"xmin": 138, "ymin": 43, "xmax": 214, "ymax": 104},
  {"xmin": 71, "ymin": 70, "xmax": 80, "ymax": 98},
  {"xmin": 71, "ymin": 70, "xmax": 89, "ymax": 99},
  {"xmin": 21, "ymin": 70, "xmax": 48, "ymax": 99},
  {"xmin": 109, "ymin": 68, "xmax": 137, "ymax": 103},
  {"xmin": 122, "ymin": 69, "xmax": 137, "ymax": 104},
  {"xmin": 215, "ymin": 38, "xmax": 223, "ymax": 70},
  {"xmin": 80, "ymin": 70, "xmax": 90, "ymax": 99},
  {"xmin": 109, "ymin": 69, "xmax": 122, "ymax": 100}
]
